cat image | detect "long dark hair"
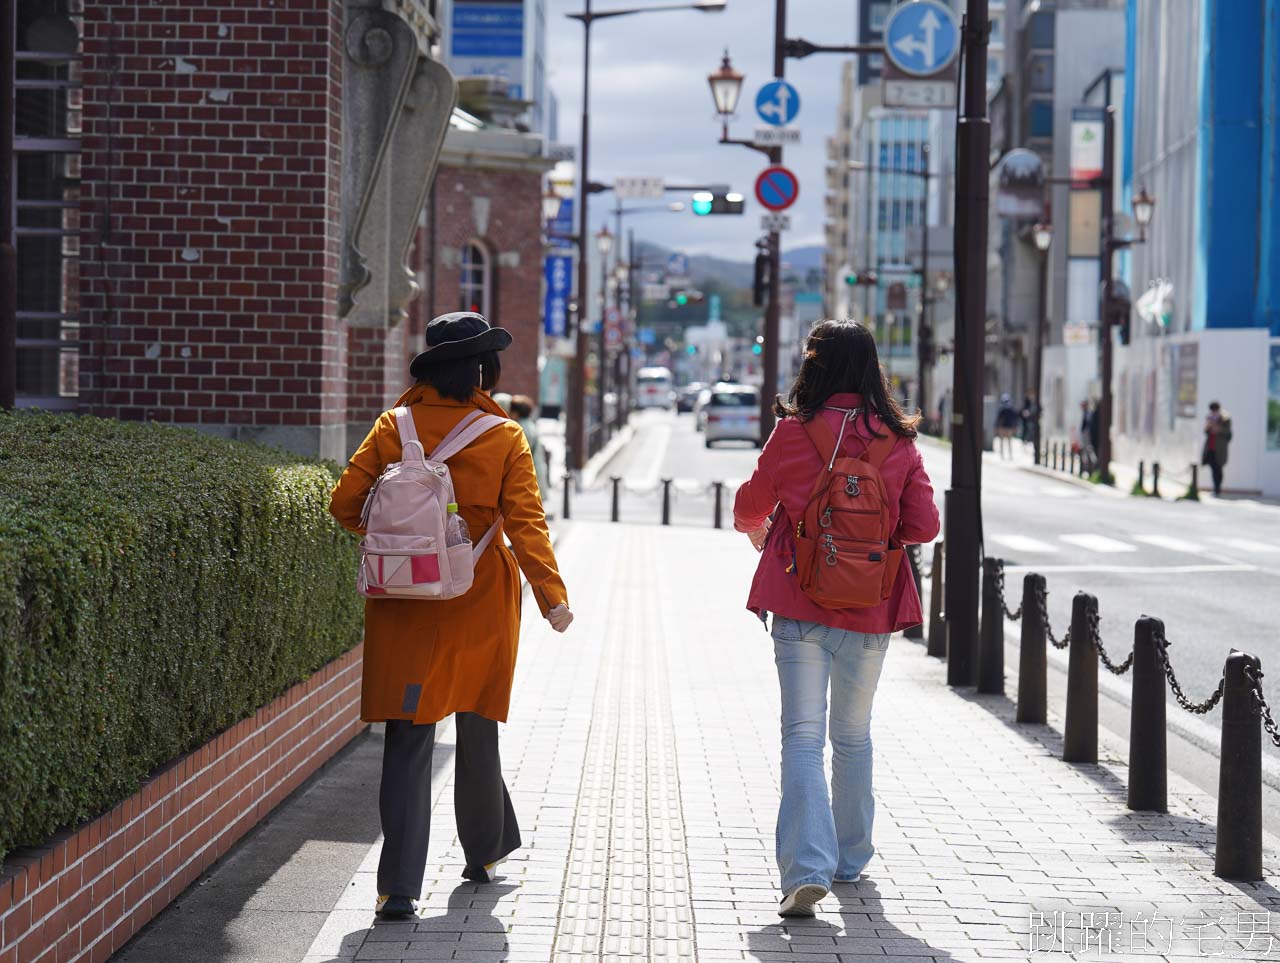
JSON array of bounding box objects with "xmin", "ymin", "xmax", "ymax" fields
[
  {"xmin": 774, "ymin": 319, "xmax": 920, "ymax": 439},
  {"xmin": 416, "ymin": 350, "xmax": 502, "ymax": 402}
]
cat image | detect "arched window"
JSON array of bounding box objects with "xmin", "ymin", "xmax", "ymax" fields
[{"xmin": 459, "ymin": 241, "xmax": 491, "ymax": 317}]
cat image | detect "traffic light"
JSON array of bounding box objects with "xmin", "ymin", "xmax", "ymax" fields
[
  {"xmin": 751, "ymin": 336, "xmax": 763, "ymax": 356},
  {"xmin": 843, "ymin": 269, "xmax": 878, "ymax": 287},
  {"xmin": 676, "ymin": 292, "xmax": 689, "ymax": 306},
  {"xmin": 691, "ymin": 191, "xmax": 745, "ymax": 216},
  {"xmin": 686, "ymin": 344, "xmax": 697, "ymax": 355},
  {"xmin": 753, "ymin": 250, "xmax": 771, "ymax": 307}
]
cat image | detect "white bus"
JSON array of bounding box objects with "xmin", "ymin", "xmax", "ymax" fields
[{"xmin": 635, "ymin": 366, "xmax": 674, "ymax": 409}]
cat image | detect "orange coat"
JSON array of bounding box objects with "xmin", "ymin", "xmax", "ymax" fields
[{"xmin": 328, "ymin": 385, "xmax": 568, "ymax": 724}]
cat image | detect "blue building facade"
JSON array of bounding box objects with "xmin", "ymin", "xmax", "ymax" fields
[{"xmin": 1116, "ymin": 0, "xmax": 1280, "ymax": 495}]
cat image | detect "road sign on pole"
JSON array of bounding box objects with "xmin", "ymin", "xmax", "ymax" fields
[
  {"xmin": 754, "ymin": 166, "xmax": 799, "ymax": 212},
  {"xmin": 882, "ymin": 0, "xmax": 960, "ymax": 108},
  {"xmin": 884, "ymin": 0, "xmax": 959, "ymax": 77},
  {"xmin": 614, "ymin": 176, "xmax": 664, "ymax": 200},
  {"xmin": 754, "ymin": 79, "xmax": 800, "ymax": 127},
  {"xmin": 666, "ymin": 252, "xmax": 689, "ymax": 277},
  {"xmin": 760, "ymin": 213, "xmax": 791, "ymax": 232}
]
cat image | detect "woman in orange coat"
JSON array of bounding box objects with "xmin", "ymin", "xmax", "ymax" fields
[{"xmin": 329, "ymin": 312, "xmax": 572, "ymax": 920}]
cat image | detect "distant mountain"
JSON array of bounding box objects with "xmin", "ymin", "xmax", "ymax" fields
[
  {"xmin": 782, "ymin": 245, "xmax": 825, "ymax": 272},
  {"xmin": 633, "ymin": 241, "xmax": 826, "ymax": 287}
]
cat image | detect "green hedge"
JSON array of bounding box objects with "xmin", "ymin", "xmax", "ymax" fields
[{"xmin": 0, "ymin": 412, "xmax": 362, "ymax": 865}]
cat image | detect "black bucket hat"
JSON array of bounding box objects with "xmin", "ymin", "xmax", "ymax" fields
[{"xmin": 409, "ymin": 312, "xmax": 512, "ymax": 377}]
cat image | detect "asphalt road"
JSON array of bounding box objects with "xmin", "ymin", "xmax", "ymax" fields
[{"xmin": 571, "ymin": 409, "xmax": 1280, "ymax": 812}]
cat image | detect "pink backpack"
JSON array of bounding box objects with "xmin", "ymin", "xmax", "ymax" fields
[{"xmin": 357, "ymin": 407, "xmax": 506, "ymax": 599}]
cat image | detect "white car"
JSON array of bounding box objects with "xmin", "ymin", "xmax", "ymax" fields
[{"xmin": 704, "ymin": 385, "xmax": 761, "ymax": 448}]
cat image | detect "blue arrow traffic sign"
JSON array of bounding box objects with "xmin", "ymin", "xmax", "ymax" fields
[
  {"xmin": 755, "ymin": 80, "xmax": 800, "ymax": 127},
  {"xmin": 884, "ymin": 0, "xmax": 959, "ymax": 78}
]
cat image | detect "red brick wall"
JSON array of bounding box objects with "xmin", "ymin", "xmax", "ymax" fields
[
  {"xmin": 0, "ymin": 646, "xmax": 365, "ymax": 963},
  {"xmin": 429, "ymin": 165, "xmax": 545, "ymax": 403},
  {"xmin": 76, "ymin": 0, "xmax": 346, "ymax": 442}
]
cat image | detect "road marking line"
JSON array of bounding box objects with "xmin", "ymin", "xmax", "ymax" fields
[
  {"xmin": 1214, "ymin": 537, "xmax": 1280, "ymax": 554},
  {"xmin": 1004, "ymin": 563, "xmax": 1256, "ymax": 574},
  {"xmin": 990, "ymin": 533, "xmax": 1059, "ymax": 554},
  {"xmin": 1038, "ymin": 486, "xmax": 1084, "ymax": 499},
  {"xmin": 1132, "ymin": 534, "xmax": 1206, "ymax": 554},
  {"xmin": 1059, "ymin": 533, "xmax": 1138, "ymax": 553}
]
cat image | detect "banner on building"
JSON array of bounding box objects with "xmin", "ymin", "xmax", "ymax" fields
[
  {"xmin": 1069, "ymin": 108, "xmax": 1105, "ymax": 185},
  {"xmin": 1268, "ymin": 344, "xmax": 1280, "ymax": 450},
  {"xmin": 543, "ymin": 254, "xmax": 572, "ymax": 339},
  {"xmin": 450, "ymin": 1, "xmax": 524, "ymax": 97}
]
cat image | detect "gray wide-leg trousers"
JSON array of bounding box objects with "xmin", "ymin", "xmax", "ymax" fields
[{"xmin": 376, "ymin": 713, "xmax": 521, "ymax": 899}]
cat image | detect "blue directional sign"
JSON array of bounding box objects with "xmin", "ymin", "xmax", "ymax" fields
[
  {"xmin": 754, "ymin": 79, "xmax": 800, "ymax": 127},
  {"xmin": 884, "ymin": 0, "xmax": 959, "ymax": 78},
  {"xmin": 666, "ymin": 252, "xmax": 689, "ymax": 277},
  {"xmin": 543, "ymin": 253, "xmax": 572, "ymax": 338}
]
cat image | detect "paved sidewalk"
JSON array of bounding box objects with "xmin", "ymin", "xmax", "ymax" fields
[{"xmin": 120, "ymin": 522, "xmax": 1280, "ymax": 962}]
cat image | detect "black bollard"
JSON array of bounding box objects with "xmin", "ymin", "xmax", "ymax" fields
[
  {"xmin": 905, "ymin": 546, "xmax": 924, "ymax": 640},
  {"xmin": 1016, "ymin": 573, "xmax": 1048, "ymax": 724},
  {"xmin": 1128, "ymin": 617, "xmax": 1168, "ymax": 813},
  {"xmin": 561, "ymin": 473, "xmax": 572, "ymax": 520},
  {"xmin": 661, "ymin": 478, "xmax": 672, "ymax": 526},
  {"xmin": 977, "ymin": 558, "xmax": 1004, "ymax": 694},
  {"xmin": 712, "ymin": 481, "xmax": 724, "ymax": 530},
  {"xmin": 1063, "ymin": 592, "xmax": 1099, "ymax": 763},
  {"xmin": 1051, "ymin": 442, "xmax": 1058, "ymax": 470},
  {"xmin": 1151, "ymin": 461, "xmax": 1161, "ymax": 498},
  {"xmin": 1133, "ymin": 460, "xmax": 1146, "ymax": 496},
  {"xmin": 1215, "ymin": 649, "xmax": 1263, "ymax": 880},
  {"xmin": 1182, "ymin": 463, "xmax": 1201, "ymax": 501},
  {"xmin": 927, "ymin": 541, "xmax": 946, "ymax": 658},
  {"xmin": 610, "ymin": 476, "xmax": 621, "ymax": 523}
]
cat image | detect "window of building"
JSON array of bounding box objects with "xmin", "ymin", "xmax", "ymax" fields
[
  {"xmin": 1029, "ymin": 100, "xmax": 1054, "ymax": 139},
  {"xmin": 891, "ymin": 203, "xmax": 902, "ymax": 230},
  {"xmin": 869, "ymin": 2, "xmax": 890, "ymax": 31},
  {"xmin": 878, "ymin": 143, "xmax": 890, "ymax": 168},
  {"xmin": 11, "ymin": 0, "xmax": 83, "ymax": 408},
  {"xmin": 459, "ymin": 241, "xmax": 492, "ymax": 317},
  {"xmin": 877, "ymin": 200, "xmax": 888, "ymax": 231}
]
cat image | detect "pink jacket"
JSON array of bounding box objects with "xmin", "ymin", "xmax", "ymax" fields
[{"xmin": 733, "ymin": 393, "xmax": 941, "ymax": 634}]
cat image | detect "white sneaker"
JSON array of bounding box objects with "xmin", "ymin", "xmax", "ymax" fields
[{"xmin": 778, "ymin": 883, "xmax": 828, "ymax": 917}]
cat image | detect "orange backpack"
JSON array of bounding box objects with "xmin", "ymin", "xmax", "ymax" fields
[{"xmin": 793, "ymin": 411, "xmax": 902, "ymax": 609}]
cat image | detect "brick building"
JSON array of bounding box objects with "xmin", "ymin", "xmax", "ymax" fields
[{"xmin": 4, "ymin": 0, "xmax": 550, "ymax": 459}]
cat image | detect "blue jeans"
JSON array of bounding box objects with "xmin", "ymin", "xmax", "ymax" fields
[{"xmin": 772, "ymin": 615, "xmax": 890, "ymax": 893}]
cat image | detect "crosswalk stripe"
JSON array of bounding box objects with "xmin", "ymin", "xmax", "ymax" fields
[
  {"xmin": 1214, "ymin": 537, "xmax": 1280, "ymax": 554},
  {"xmin": 1059, "ymin": 533, "xmax": 1138, "ymax": 553},
  {"xmin": 990, "ymin": 533, "xmax": 1059, "ymax": 554},
  {"xmin": 1132, "ymin": 534, "xmax": 1205, "ymax": 554},
  {"xmin": 1037, "ymin": 486, "xmax": 1084, "ymax": 499}
]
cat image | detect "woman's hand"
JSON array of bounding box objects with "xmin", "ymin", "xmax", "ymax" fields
[
  {"xmin": 747, "ymin": 517, "xmax": 772, "ymax": 552},
  {"xmin": 547, "ymin": 603, "xmax": 574, "ymax": 633}
]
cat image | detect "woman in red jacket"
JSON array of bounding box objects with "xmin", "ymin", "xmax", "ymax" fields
[{"xmin": 734, "ymin": 319, "xmax": 940, "ymax": 918}]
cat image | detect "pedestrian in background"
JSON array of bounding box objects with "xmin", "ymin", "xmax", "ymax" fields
[
  {"xmin": 995, "ymin": 393, "xmax": 1019, "ymax": 459},
  {"xmin": 507, "ymin": 394, "xmax": 550, "ymax": 507},
  {"xmin": 733, "ymin": 319, "xmax": 940, "ymax": 919},
  {"xmin": 1201, "ymin": 400, "xmax": 1233, "ymax": 496},
  {"xmin": 329, "ymin": 312, "xmax": 574, "ymax": 920},
  {"xmin": 1019, "ymin": 394, "xmax": 1036, "ymax": 445}
]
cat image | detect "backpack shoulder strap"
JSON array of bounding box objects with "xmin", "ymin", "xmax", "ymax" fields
[
  {"xmin": 431, "ymin": 411, "xmax": 507, "ymax": 462},
  {"xmin": 861, "ymin": 431, "xmax": 899, "ymax": 468},
  {"xmin": 393, "ymin": 407, "xmax": 425, "ymax": 461},
  {"xmin": 800, "ymin": 413, "xmax": 841, "ymax": 472}
]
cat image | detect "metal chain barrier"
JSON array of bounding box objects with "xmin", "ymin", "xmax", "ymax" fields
[
  {"xmin": 1244, "ymin": 664, "xmax": 1280, "ymax": 748},
  {"xmin": 1151, "ymin": 623, "xmax": 1225, "ymax": 715},
  {"xmin": 1034, "ymin": 580, "xmax": 1070, "ymax": 649},
  {"xmin": 1085, "ymin": 605, "xmax": 1134, "ymax": 675},
  {"xmin": 993, "ymin": 564, "xmax": 1022, "ymax": 621}
]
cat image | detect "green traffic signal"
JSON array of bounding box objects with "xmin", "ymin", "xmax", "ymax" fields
[
  {"xmin": 751, "ymin": 343, "xmax": 762, "ymax": 355},
  {"xmin": 691, "ymin": 192, "xmax": 713, "ymax": 216},
  {"xmin": 844, "ymin": 273, "xmax": 858, "ymax": 285},
  {"xmin": 686, "ymin": 344, "xmax": 697, "ymax": 355},
  {"xmin": 676, "ymin": 292, "xmax": 689, "ymax": 305}
]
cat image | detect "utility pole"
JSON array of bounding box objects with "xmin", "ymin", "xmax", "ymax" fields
[
  {"xmin": 566, "ymin": 1, "xmax": 594, "ymax": 474},
  {"xmin": 917, "ymin": 143, "xmax": 931, "ymax": 425},
  {"xmin": 1096, "ymin": 105, "xmax": 1117, "ymax": 485},
  {"xmin": 944, "ymin": 0, "xmax": 991, "ymax": 688},
  {"xmin": 761, "ymin": 0, "xmax": 786, "ymax": 439}
]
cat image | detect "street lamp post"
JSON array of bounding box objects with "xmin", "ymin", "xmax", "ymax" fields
[
  {"xmin": 595, "ymin": 223, "xmax": 613, "ymax": 447},
  {"xmin": 1096, "ymin": 103, "xmax": 1156, "ymax": 485},
  {"xmin": 1032, "ymin": 221, "xmax": 1053, "ymax": 465},
  {"xmin": 564, "ymin": 0, "xmax": 727, "ymax": 476}
]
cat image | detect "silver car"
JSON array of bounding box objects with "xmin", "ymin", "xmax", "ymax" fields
[{"xmin": 703, "ymin": 385, "xmax": 761, "ymax": 448}]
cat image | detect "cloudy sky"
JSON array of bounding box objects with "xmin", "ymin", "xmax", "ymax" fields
[{"xmin": 544, "ymin": 0, "xmax": 856, "ymax": 263}]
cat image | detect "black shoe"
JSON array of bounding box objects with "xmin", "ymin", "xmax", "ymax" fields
[
  {"xmin": 461, "ymin": 856, "xmax": 507, "ymax": 883},
  {"xmin": 375, "ymin": 894, "xmax": 417, "ymax": 919}
]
